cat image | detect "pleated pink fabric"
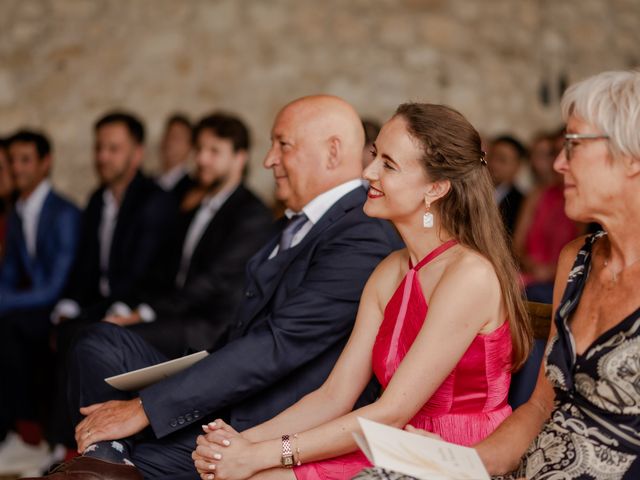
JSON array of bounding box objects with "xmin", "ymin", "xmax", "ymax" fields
[{"xmin": 294, "ymin": 241, "xmax": 512, "ymax": 480}]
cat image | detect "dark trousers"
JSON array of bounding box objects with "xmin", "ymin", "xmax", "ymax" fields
[
  {"xmin": 128, "ymin": 316, "xmax": 231, "ymax": 360},
  {"xmin": 68, "ymin": 322, "xmax": 202, "ymax": 478},
  {"xmin": 0, "ymin": 309, "xmax": 52, "ymax": 441},
  {"xmin": 50, "ymin": 300, "xmax": 140, "ymax": 447},
  {"xmin": 49, "ymin": 314, "xmax": 102, "ymax": 448}
]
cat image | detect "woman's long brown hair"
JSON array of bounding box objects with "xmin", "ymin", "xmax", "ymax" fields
[{"xmin": 396, "ymin": 103, "xmax": 532, "ymax": 370}]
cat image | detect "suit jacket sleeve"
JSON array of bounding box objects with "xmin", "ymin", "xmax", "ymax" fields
[
  {"xmin": 0, "ymin": 204, "xmax": 80, "ymax": 315},
  {"xmin": 140, "ymin": 215, "xmax": 397, "ymax": 439}
]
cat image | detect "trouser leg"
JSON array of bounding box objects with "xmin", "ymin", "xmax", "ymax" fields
[{"xmin": 67, "ymin": 322, "xmax": 167, "ymax": 426}]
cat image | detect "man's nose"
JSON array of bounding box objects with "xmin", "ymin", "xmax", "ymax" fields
[{"xmin": 264, "ymin": 146, "xmax": 279, "ymax": 168}]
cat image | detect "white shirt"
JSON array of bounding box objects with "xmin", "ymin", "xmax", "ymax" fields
[
  {"xmin": 98, "ymin": 189, "xmax": 119, "ymax": 297},
  {"xmin": 157, "ymin": 164, "xmax": 189, "ymax": 191},
  {"xmin": 15, "ymin": 179, "xmax": 51, "ymax": 258},
  {"xmin": 51, "ymin": 187, "xmax": 120, "ymax": 324},
  {"xmin": 269, "ymin": 179, "xmax": 362, "ymax": 259},
  {"xmin": 494, "ymin": 183, "xmax": 511, "ymax": 204},
  {"xmin": 175, "ymin": 185, "xmax": 236, "ymax": 288}
]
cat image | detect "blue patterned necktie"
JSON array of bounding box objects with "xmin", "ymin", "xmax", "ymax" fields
[{"xmin": 278, "ymin": 213, "xmax": 308, "ymax": 253}]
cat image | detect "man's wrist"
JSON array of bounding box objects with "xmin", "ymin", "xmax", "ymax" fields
[{"xmin": 135, "ymin": 397, "xmax": 150, "ymax": 427}]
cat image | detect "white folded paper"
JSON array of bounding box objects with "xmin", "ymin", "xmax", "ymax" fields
[
  {"xmin": 105, "ymin": 350, "xmax": 209, "ymax": 391},
  {"xmin": 353, "ymin": 418, "xmax": 489, "ymax": 480}
]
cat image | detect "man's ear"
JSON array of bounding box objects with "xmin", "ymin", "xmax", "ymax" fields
[
  {"xmin": 622, "ymin": 153, "xmax": 640, "ymax": 178},
  {"xmin": 41, "ymin": 154, "xmax": 52, "ymax": 177},
  {"xmin": 132, "ymin": 145, "xmax": 145, "ymax": 168},
  {"xmin": 424, "ymin": 179, "xmax": 451, "ymax": 203},
  {"xmin": 234, "ymin": 150, "xmax": 249, "ymax": 174},
  {"xmin": 326, "ymin": 136, "xmax": 341, "ymax": 170}
]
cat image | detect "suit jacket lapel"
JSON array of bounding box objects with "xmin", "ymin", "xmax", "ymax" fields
[
  {"xmin": 241, "ymin": 186, "xmax": 365, "ymax": 323},
  {"xmin": 186, "ymin": 185, "xmax": 245, "ymax": 280},
  {"xmin": 10, "ymin": 211, "xmax": 32, "ymax": 273},
  {"xmin": 34, "ymin": 191, "xmax": 55, "ymax": 260}
]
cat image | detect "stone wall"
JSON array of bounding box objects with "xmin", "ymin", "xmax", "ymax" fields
[{"xmin": 1, "ymin": 0, "xmax": 638, "ymax": 204}]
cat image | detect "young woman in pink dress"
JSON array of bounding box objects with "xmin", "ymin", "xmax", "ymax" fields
[{"xmin": 192, "ymin": 103, "xmax": 532, "ymax": 480}]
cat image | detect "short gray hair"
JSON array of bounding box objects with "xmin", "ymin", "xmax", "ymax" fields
[{"xmin": 561, "ymin": 70, "xmax": 640, "ymax": 160}]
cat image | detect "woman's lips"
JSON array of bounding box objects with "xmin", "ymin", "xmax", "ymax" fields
[{"xmin": 367, "ymin": 186, "xmax": 384, "ymax": 198}]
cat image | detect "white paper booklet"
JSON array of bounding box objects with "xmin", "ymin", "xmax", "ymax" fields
[
  {"xmin": 353, "ymin": 418, "xmax": 490, "ymax": 480},
  {"xmin": 104, "ymin": 350, "xmax": 209, "ymax": 391}
]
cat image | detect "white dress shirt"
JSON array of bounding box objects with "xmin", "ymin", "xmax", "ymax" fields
[
  {"xmin": 494, "ymin": 182, "xmax": 510, "ymax": 205},
  {"xmin": 15, "ymin": 179, "xmax": 51, "ymax": 258},
  {"xmin": 98, "ymin": 189, "xmax": 119, "ymax": 297},
  {"xmin": 269, "ymin": 179, "xmax": 362, "ymax": 259},
  {"xmin": 52, "ymin": 187, "xmax": 119, "ymax": 324},
  {"xmin": 157, "ymin": 164, "xmax": 189, "ymax": 191}
]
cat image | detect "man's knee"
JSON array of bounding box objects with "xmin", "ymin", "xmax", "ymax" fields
[
  {"xmin": 69, "ymin": 321, "xmax": 167, "ymax": 377},
  {"xmin": 70, "ymin": 322, "xmax": 126, "ymax": 360}
]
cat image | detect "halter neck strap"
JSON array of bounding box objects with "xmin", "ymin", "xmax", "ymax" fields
[{"xmin": 410, "ymin": 239, "xmax": 458, "ymax": 271}]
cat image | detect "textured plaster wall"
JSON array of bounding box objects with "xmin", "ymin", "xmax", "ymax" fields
[{"xmin": 0, "ymin": 0, "xmax": 638, "ymax": 204}]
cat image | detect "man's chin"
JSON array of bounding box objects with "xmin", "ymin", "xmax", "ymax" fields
[
  {"xmin": 199, "ymin": 177, "xmax": 224, "ymax": 193},
  {"xmin": 274, "ymin": 189, "xmax": 289, "ymax": 203}
]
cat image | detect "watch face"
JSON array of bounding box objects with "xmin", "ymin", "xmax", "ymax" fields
[{"xmin": 282, "ymin": 456, "xmax": 294, "ymax": 467}]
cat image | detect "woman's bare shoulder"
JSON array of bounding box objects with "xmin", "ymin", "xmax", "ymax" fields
[
  {"xmin": 366, "ymin": 249, "xmax": 408, "ymax": 298},
  {"xmin": 446, "ymin": 246, "xmax": 499, "ymax": 285},
  {"xmin": 559, "ymin": 234, "xmax": 592, "ymax": 267}
]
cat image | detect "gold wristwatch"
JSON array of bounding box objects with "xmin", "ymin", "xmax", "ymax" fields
[{"xmin": 281, "ymin": 434, "xmax": 294, "ymax": 467}]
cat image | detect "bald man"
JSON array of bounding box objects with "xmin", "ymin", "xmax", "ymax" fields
[{"xmin": 30, "ymin": 96, "xmax": 401, "ymax": 479}]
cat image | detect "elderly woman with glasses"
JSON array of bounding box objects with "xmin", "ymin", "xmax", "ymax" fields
[{"xmin": 473, "ymin": 70, "xmax": 640, "ymax": 479}]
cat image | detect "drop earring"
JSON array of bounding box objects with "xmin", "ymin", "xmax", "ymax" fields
[{"xmin": 423, "ymin": 201, "xmax": 434, "ymax": 228}]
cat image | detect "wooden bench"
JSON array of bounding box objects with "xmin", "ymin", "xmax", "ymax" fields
[
  {"xmin": 526, "ymin": 301, "xmax": 553, "ymax": 340},
  {"xmin": 509, "ymin": 301, "xmax": 553, "ymax": 408}
]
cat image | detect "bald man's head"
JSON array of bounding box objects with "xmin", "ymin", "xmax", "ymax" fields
[{"xmin": 264, "ymin": 95, "xmax": 365, "ymax": 212}]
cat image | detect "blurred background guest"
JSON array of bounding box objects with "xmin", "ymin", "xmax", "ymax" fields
[
  {"xmin": 361, "ymin": 118, "xmax": 381, "ymax": 170},
  {"xmin": 156, "ymin": 113, "xmax": 195, "ymax": 202},
  {"xmin": 0, "ymin": 130, "xmax": 80, "ymax": 475},
  {"xmin": 0, "ymin": 138, "xmax": 16, "ymax": 258},
  {"xmin": 512, "ymin": 131, "xmax": 582, "ymax": 303},
  {"xmin": 52, "ymin": 111, "xmax": 177, "ymax": 327},
  {"xmin": 103, "ymin": 112, "xmax": 275, "ymax": 358},
  {"xmin": 487, "ymin": 135, "xmax": 527, "ymax": 237}
]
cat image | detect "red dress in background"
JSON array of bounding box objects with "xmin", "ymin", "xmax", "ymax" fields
[
  {"xmin": 294, "ymin": 241, "xmax": 513, "ymax": 480},
  {"xmin": 522, "ymin": 185, "xmax": 579, "ymax": 286}
]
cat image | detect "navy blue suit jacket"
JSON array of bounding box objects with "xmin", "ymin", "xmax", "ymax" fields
[
  {"xmin": 141, "ymin": 186, "xmax": 402, "ymax": 438},
  {"xmin": 0, "ymin": 189, "xmax": 80, "ymax": 316}
]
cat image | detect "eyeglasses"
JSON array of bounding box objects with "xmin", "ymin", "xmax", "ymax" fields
[{"xmin": 563, "ymin": 133, "xmax": 609, "ymax": 161}]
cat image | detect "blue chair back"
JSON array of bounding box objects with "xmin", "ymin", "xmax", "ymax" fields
[{"xmin": 508, "ymin": 302, "xmax": 552, "ymax": 409}]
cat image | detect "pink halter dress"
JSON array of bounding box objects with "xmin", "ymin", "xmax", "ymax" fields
[{"xmin": 293, "ymin": 240, "xmax": 513, "ymax": 480}]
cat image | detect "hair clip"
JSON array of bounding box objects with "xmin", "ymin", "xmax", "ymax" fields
[{"xmin": 480, "ymin": 150, "xmax": 487, "ymax": 165}]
